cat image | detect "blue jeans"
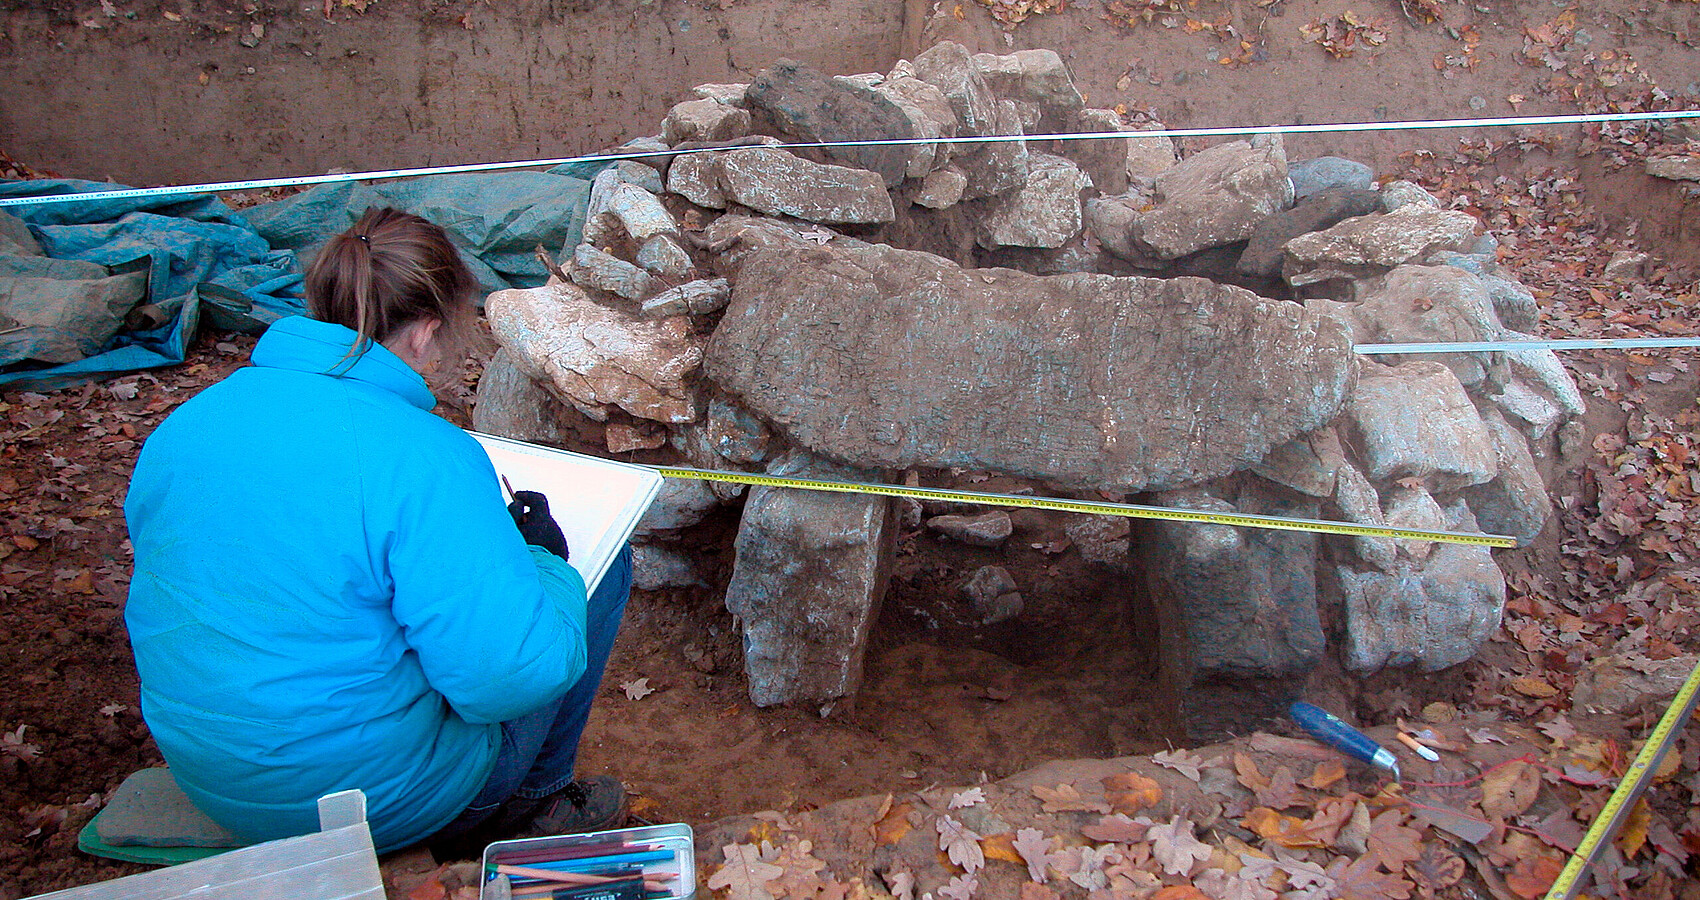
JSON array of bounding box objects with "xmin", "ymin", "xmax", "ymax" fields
[{"xmin": 431, "ymin": 544, "xmax": 632, "ymax": 842}]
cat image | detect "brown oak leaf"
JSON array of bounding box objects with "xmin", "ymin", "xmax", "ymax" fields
[
  {"xmin": 1256, "ymin": 764, "xmax": 1302, "ymax": 810},
  {"xmin": 1330, "ymin": 855, "xmax": 1413, "ymax": 900},
  {"xmin": 1302, "ymin": 759, "xmax": 1346, "ymax": 791},
  {"xmin": 937, "ymin": 815, "xmax": 986, "ymax": 873},
  {"xmin": 1148, "ymin": 815, "xmax": 1212, "ymax": 877},
  {"xmin": 1081, "ymin": 813, "xmax": 1150, "ymax": 844},
  {"xmin": 1404, "ymin": 845, "xmax": 1465, "ymax": 899},
  {"xmin": 1033, "ymin": 783, "xmax": 1110, "ymax": 814},
  {"xmin": 875, "ymin": 802, "xmax": 914, "ymax": 845},
  {"xmin": 1367, "ymin": 809, "xmax": 1425, "ymax": 872},
  {"xmin": 1012, "ymin": 827, "xmax": 1053, "ymax": 882},
  {"xmin": 707, "ymin": 843, "xmax": 783, "ymax": 900},
  {"xmin": 1101, "ymin": 772, "xmax": 1163, "ymax": 815},
  {"xmin": 1480, "ymin": 760, "xmax": 1541, "ymax": 820},
  {"xmin": 1503, "ymin": 853, "xmax": 1564, "ymax": 899}
]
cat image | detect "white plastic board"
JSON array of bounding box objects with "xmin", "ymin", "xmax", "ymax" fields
[{"xmin": 470, "ymin": 433, "xmax": 663, "ymax": 596}]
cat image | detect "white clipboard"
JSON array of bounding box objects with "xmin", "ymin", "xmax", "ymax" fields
[{"xmin": 470, "ymin": 432, "xmax": 663, "ymax": 596}]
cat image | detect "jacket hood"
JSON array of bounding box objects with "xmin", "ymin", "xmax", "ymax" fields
[{"xmin": 250, "ymin": 316, "xmax": 436, "ymax": 410}]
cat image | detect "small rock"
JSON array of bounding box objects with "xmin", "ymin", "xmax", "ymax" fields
[
  {"xmin": 663, "ymin": 98, "xmax": 752, "ymax": 145},
  {"xmin": 912, "ymin": 41, "xmax": 997, "ymax": 136},
  {"xmin": 963, "ymin": 565, "xmax": 1024, "ymax": 624},
  {"xmin": 1378, "ymin": 180, "xmax": 1442, "ymax": 211},
  {"xmin": 957, "ymin": 99, "xmax": 1029, "ymax": 200},
  {"xmin": 1287, "ymin": 156, "xmax": 1374, "ymax": 200},
  {"xmin": 970, "ymin": 49, "xmax": 1083, "ymax": 121},
  {"xmin": 706, "ymin": 397, "xmax": 772, "ymax": 464},
  {"xmin": 1604, "ymin": 250, "xmax": 1651, "ymax": 281},
  {"xmin": 1573, "ymin": 652, "xmax": 1700, "ymax": 713},
  {"xmin": 926, "ymin": 511, "xmax": 1014, "ymax": 547},
  {"xmin": 915, "ymin": 166, "xmax": 968, "ymax": 209},
  {"xmin": 667, "ymin": 152, "xmax": 728, "ymax": 209},
  {"xmin": 605, "ymin": 183, "xmax": 678, "ymax": 242},
  {"xmin": 973, "ymin": 152, "xmax": 1089, "ymax": 249},
  {"xmin": 1062, "ymin": 515, "xmax": 1130, "ymax": 565},
  {"xmin": 692, "ymin": 82, "xmax": 750, "ymax": 105},
  {"xmin": 570, "ymin": 244, "xmax": 653, "ymax": 301},
  {"xmin": 745, "ymin": 59, "xmax": 914, "ymax": 186},
  {"xmin": 1347, "ymin": 360, "xmax": 1499, "ymax": 491},
  {"xmin": 636, "ymin": 234, "xmax": 695, "ymax": 280},
  {"xmin": 634, "ymin": 476, "xmax": 722, "ymax": 537},
  {"xmin": 1646, "ymin": 155, "xmax": 1700, "ymax": 182},
  {"xmin": 612, "ymin": 160, "xmax": 666, "ymax": 195},
  {"xmin": 641, "ymin": 278, "xmax": 732, "ymax": 317}
]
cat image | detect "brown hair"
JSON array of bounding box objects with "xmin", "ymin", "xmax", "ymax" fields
[{"xmin": 304, "ymin": 206, "xmax": 478, "ymax": 367}]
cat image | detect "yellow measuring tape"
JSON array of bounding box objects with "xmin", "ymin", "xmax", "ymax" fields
[
  {"xmin": 1544, "ymin": 653, "xmax": 1700, "ymax": 899},
  {"xmin": 653, "ymin": 466, "xmax": 1516, "ymax": 547}
]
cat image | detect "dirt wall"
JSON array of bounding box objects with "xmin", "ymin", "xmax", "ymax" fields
[{"xmin": 0, "ymin": 0, "xmax": 906, "ymax": 186}]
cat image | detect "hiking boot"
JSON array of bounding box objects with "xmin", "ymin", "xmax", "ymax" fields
[{"xmin": 521, "ymin": 776, "xmax": 629, "ymax": 836}]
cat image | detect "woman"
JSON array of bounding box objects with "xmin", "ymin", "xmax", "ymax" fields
[{"xmin": 124, "ymin": 207, "xmax": 630, "ymax": 854}]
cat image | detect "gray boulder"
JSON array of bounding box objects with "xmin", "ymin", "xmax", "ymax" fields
[
  {"xmin": 1063, "ymin": 108, "xmax": 1135, "ymax": 195},
  {"xmin": 1349, "ymin": 265, "xmax": 1507, "ymax": 387},
  {"xmin": 605, "ymin": 183, "xmax": 678, "ymax": 243},
  {"xmin": 972, "ymin": 152, "xmax": 1089, "ymax": 249},
  {"xmin": 633, "ymin": 543, "xmax": 711, "ymax": 590},
  {"xmin": 1378, "ymin": 180, "xmax": 1441, "ymax": 211},
  {"xmin": 1481, "ymin": 274, "xmax": 1539, "ymax": 333},
  {"xmin": 912, "ymin": 41, "xmax": 998, "ymax": 137},
  {"xmin": 662, "ymin": 98, "xmax": 752, "ymax": 145},
  {"xmin": 724, "ymin": 452, "xmax": 897, "ymax": 707},
  {"xmin": 970, "ymin": 49, "xmax": 1083, "ymax": 122},
  {"xmin": 1147, "ymin": 487, "xmax": 1326, "ymax": 680},
  {"xmin": 633, "ymin": 477, "xmax": 722, "ymax": 537},
  {"xmin": 1462, "ymin": 406, "xmax": 1551, "ymax": 546},
  {"xmin": 926, "ymin": 511, "xmax": 1014, "ymax": 547},
  {"xmin": 636, "ymin": 234, "xmax": 695, "ymax": 281},
  {"xmin": 704, "ymin": 234, "xmax": 1356, "ymax": 492},
  {"xmin": 1283, "ymin": 206, "xmax": 1479, "ymax": 286},
  {"xmin": 720, "ymin": 147, "xmax": 896, "ymax": 224},
  {"xmin": 1288, "ymin": 156, "xmax": 1374, "ymax": 200},
  {"xmin": 1236, "ymin": 187, "xmax": 1382, "ymax": 277},
  {"xmin": 471, "ymin": 347, "xmax": 578, "ymax": 447},
  {"xmin": 1346, "ymin": 361, "xmax": 1498, "ymax": 491},
  {"xmin": 667, "ymin": 152, "xmax": 728, "ymax": 209},
  {"xmin": 570, "ymin": 244, "xmax": 653, "ymax": 302},
  {"xmin": 1646, "ymin": 155, "xmax": 1700, "ymax": 182},
  {"xmin": 916, "ymin": 166, "xmax": 968, "ymax": 209},
  {"xmin": 745, "ymin": 59, "xmax": 914, "ymax": 186},
  {"xmin": 958, "ymin": 99, "xmax": 1030, "ymax": 200},
  {"xmin": 874, "ymin": 76, "xmax": 959, "ymax": 179},
  {"xmin": 487, "ymin": 282, "xmax": 704, "ymax": 424},
  {"xmin": 1131, "ymin": 139, "xmax": 1293, "ymax": 260},
  {"xmin": 1340, "ymin": 504, "xmax": 1505, "ymax": 671},
  {"xmin": 1253, "ymin": 427, "xmax": 1345, "ymax": 499},
  {"xmin": 706, "ymin": 397, "xmax": 773, "ymax": 464}
]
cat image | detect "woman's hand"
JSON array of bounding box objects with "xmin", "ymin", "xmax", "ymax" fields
[{"xmin": 507, "ymin": 490, "xmax": 570, "ymax": 562}]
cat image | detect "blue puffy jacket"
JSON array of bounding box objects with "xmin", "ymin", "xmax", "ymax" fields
[{"xmin": 125, "ymin": 315, "xmax": 588, "ymax": 852}]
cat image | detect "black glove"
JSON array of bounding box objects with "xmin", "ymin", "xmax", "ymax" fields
[{"xmin": 507, "ymin": 490, "xmax": 569, "ymax": 562}]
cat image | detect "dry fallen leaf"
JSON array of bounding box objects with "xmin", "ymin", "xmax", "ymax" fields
[
  {"xmin": 1503, "ymin": 853, "xmax": 1564, "ymax": 899},
  {"xmin": 1102, "ymin": 771, "xmax": 1163, "ymax": 814},
  {"xmin": 707, "ymin": 843, "xmax": 783, "ymax": 900},
  {"xmin": 1032, "ymin": 782, "xmax": 1109, "ymax": 814},
  {"xmin": 1302, "ymin": 759, "xmax": 1346, "ymax": 791},
  {"xmin": 1508, "ymin": 675, "xmax": 1559, "ymax": 698},
  {"xmin": 874, "ymin": 802, "xmax": 913, "ymax": 846},
  {"xmin": 620, "ymin": 677, "xmax": 656, "ymax": 700},
  {"xmin": 980, "ymin": 831, "xmax": 1023, "ymax": 864},
  {"xmin": 1153, "ymin": 748, "xmax": 1206, "ymax": 781},
  {"xmin": 1367, "ymin": 809, "xmax": 1425, "ymax": 872},
  {"xmin": 949, "ymin": 787, "xmax": 986, "ymax": 809},
  {"xmin": 1012, "ymin": 827, "xmax": 1052, "ymax": 883},
  {"xmin": 1480, "ymin": 760, "xmax": 1542, "ymax": 820},
  {"xmin": 1148, "ymin": 815, "xmax": 1212, "ymax": 876},
  {"xmin": 1404, "ymin": 845, "xmax": 1465, "ymax": 899},
  {"xmin": 1080, "ymin": 813, "xmax": 1149, "ymax": 844},
  {"xmin": 937, "ymin": 815, "xmax": 985, "ymax": 873}
]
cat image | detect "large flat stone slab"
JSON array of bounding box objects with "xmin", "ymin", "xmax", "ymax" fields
[{"xmin": 705, "ymin": 236, "xmax": 1356, "ymax": 492}]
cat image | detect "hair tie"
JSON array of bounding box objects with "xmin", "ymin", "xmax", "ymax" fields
[{"xmin": 357, "ymin": 234, "xmax": 370, "ymax": 244}]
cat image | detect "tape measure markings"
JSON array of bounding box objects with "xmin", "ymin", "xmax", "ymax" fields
[
  {"xmin": 653, "ymin": 465, "xmax": 1515, "ymax": 547},
  {"xmin": 3, "ymin": 109, "xmax": 1695, "ymax": 208},
  {"xmin": 1544, "ymin": 653, "xmax": 1700, "ymax": 900}
]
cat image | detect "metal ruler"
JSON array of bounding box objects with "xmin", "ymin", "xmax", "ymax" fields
[
  {"xmin": 653, "ymin": 465, "xmax": 1515, "ymax": 547},
  {"xmin": 2, "ymin": 109, "xmax": 1694, "ymax": 208},
  {"xmin": 1544, "ymin": 653, "xmax": 1700, "ymax": 900}
]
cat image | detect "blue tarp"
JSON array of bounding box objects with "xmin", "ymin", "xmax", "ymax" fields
[
  {"xmin": 0, "ymin": 168, "xmax": 600, "ymax": 392},
  {"xmin": 0, "ymin": 179, "xmax": 303, "ymax": 392}
]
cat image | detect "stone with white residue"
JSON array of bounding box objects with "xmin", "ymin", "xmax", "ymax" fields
[
  {"xmin": 570, "ymin": 244, "xmax": 652, "ymax": 301},
  {"xmin": 973, "ymin": 152, "xmax": 1088, "ymax": 249},
  {"xmin": 663, "ymin": 98, "xmax": 752, "ymax": 145},
  {"xmin": 641, "ymin": 278, "xmax": 731, "ymax": 317},
  {"xmin": 636, "ymin": 234, "xmax": 694, "ymax": 280},
  {"xmin": 1283, "ymin": 206, "xmax": 1479, "ymax": 286},
  {"xmin": 1346, "ymin": 361, "xmax": 1498, "ymax": 491},
  {"xmin": 926, "ymin": 511, "xmax": 1013, "ymax": 547},
  {"xmin": 963, "ymin": 566, "xmax": 1023, "ymax": 624},
  {"xmin": 486, "ymin": 281, "xmax": 703, "ymax": 424},
  {"xmin": 915, "ymin": 166, "xmax": 968, "ymax": 209},
  {"xmin": 667, "ymin": 153, "xmax": 727, "ymax": 209},
  {"xmin": 606, "ymin": 183, "xmax": 678, "ymax": 242},
  {"xmin": 719, "ymin": 147, "xmax": 895, "ymax": 224}
]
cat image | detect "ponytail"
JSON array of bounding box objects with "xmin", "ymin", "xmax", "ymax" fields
[{"xmin": 304, "ymin": 207, "xmax": 478, "ymax": 369}]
